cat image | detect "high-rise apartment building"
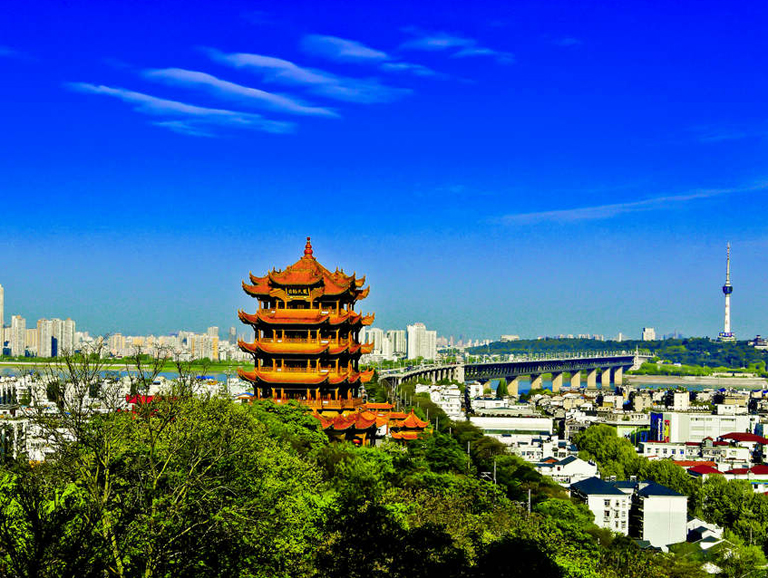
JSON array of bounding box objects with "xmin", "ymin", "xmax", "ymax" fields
[
  {"xmin": 367, "ymin": 328, "xmax": 385, "ymax": 353},
  {"xmin": 642, "ymin": 327, "xmax": 656, "ymax": 341},
  {"xmin": 61, "ymin": 318, "xmax": 76, "ymax": 354},
  {"xmin": 10, "ymin": 315, "xmax": 26, "ymax": 357},
  {"xmin": 25, "ymin": 328, "xmax": 38, "ymax": 353},
  {"xmin": 38, "ymin": 319, "xmax": 53, "ymax": 357},
  {"xmin": 228, "ymin": 326, "xmax": 236, "ymax": 343},
  {"xmin": 207, "ymin": 326, "xmax": 219, "ymax": 338},
  {"xmin": 386, "ymin": 329, "xmax": 407, "ymax": 355},
  {"xmin": 407, "ymin": 322, "xmax": 437, "ymax": 360}
]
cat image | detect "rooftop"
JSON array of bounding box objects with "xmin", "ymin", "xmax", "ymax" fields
[{"xmin": 571, "ymin": 477, "xmax": 626, "ymax": 496}]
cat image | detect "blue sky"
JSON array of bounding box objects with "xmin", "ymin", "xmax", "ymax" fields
[{"xmin": 2, "ymin": 0, "xmax": 767, "ymax": 340}]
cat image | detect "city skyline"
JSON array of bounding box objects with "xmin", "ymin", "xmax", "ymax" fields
[{"xmin": 2, "ymin": 1, "xmax": 768, "ymax": 338}]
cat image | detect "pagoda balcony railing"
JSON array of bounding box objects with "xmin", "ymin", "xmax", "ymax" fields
[
  {"xmin": 259, "ymin": 338, "xmax": 356, "ymax": 345},
  {"xmin": 259, "ymin": 307, "xmax": 355, "ymax": 315},
  {"xmin": 258, "ymin": 366, "xmax": 353, "ymax": 374},
  {"xmin": 260, "ymin": 337, "xmax": 334, "ymax": 344},
  {"xmin": 272, "ymin": 398, "xmax": 363, "ymax": 410}
]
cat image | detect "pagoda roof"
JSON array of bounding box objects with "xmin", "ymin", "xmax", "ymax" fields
[
  {"xmin": 402, "ymin": 410, "xmax": 429, "ymax": 429},
  {"xmin": 238, "ymin": 309, "xmax": 374, "ymax": 328},
  {"xmin": 237, "ymin": 367, "xmax": 373, "ymax": 386},
  {"xmin": 242, "ymin": 238, "xmax": 370, "ymax": 299},
  {"xmin": 314, "ymin": 411, "xmax": 378, "ymax": 432}
]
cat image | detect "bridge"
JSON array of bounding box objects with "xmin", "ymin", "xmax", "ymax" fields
[{"xmin": 377, "ymin": 350, "xmax": 650, "ymax": 395}]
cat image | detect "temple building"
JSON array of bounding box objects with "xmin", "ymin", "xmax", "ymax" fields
[{"xmin": 237, "ymin": 238, "xmax": 375, "ymax": 412}]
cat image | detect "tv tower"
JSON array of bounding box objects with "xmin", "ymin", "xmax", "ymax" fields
[{"xmin": 718, "ymin": 243, "xmax": 735, "ymax": 342}]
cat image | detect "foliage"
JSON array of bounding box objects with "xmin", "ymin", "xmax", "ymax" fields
[
  {"xmin": 575, "ymin": 424, "xmax": 768, "ymax": 563},
  {"xmin": 0, "ymin": 353, "xmax": 720, "ymax": 577}
]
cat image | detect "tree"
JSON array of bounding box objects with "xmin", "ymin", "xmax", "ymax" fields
[{"xmin": 496, "ymin": 379, "xmax": 508, "ymax": 399}]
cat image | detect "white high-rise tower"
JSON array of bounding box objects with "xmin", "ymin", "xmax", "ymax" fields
[{"xmin": 718, "ymin": 243, "xmax": 735, "ymax": 342}]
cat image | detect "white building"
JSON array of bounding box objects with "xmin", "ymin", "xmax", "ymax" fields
[
  {"xmin": 671, "ymin": 392, "xmax": 689, "ymax": 411},
  {"xmin": 642, "ymin": 327, "xmax": 656, "ymax": 341},
  {"xmin": 61, "ymin": 318, "xmax": 76, "ymax": 354},
  {"xmin": 632, "ymin": 481, "xmax": 687, "ymax": 549},
  {"xmin": 386, "ymin": 329, "xmax": 407, "ymax": 355},
  {"xmin": 406, "ymin": 322, "xmax": 437, "ymax": 360},
  {"xmin": 428, "ymin": 384, "xmax": 463, "ymax": 420},
  {"xmin": 469, "ymin": 416, "xmax": 553, "ymax": 436},
  {"xmin": 571, "ymin": 477, "xmax": 631, "ymax": 535},
  {"xmin": 37, "ymin": 319, "xmax": 53, "ymax": 358},
  {"xmin": 651, "ymin": 411, "xmax": 757, "ymax": 443},
  {"xmin": 537, "ymin": 456, "xmax": 597, "ymax": 486},
  {"xmin": 10, "ymin": 315, "xmax": 26, "ymax": 357}
]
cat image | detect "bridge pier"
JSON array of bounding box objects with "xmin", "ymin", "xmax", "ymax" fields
[
  {"xmin": 507, "ymin": 376, "xmax": 520, "ymax": 397},
  {"xmin": 586, "ymin": 369, "xmax": 598, "ymax": 390},
  {"xmin": 552, "ymin": 372, "xmax": 563, "ymax": 394},
  {"xmin": 530, "ymin": 374, "xmax": 543, "ymax": 390},
  {"xmin": 614, "ymin": 367, "xmax": 624, "ymax": 386},
  {"xmin": 570, "ymin": 371, "xmax": 581, "ymax": 389},
  {"xmin": 601, "ymin": 368, "xmax": 611, "ymax": 389}
]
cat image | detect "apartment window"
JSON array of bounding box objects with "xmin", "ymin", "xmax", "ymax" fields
[{"xmin": 604, "ymin": 499, "xmax": 610, "ymax": 507}]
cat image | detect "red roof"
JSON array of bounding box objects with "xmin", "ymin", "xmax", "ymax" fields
[
  {"xmin": 685, "ymin": 442, "xmax": 701, "ymax": 446},
  {"xmin": 673, "ymin": 460, "xmax": 717, "ymax": 468},
  {"xmin": 750, "ymin": 465, "xmax": 768, "ymax": 475},
  {"xmin": 688, "ymin": 465, "xmax": 722, "ymax": 476},
  {"xmin": 713, "ymin": 441, "xmax": 729, "ymax": 446},
  {"xmin": 726, "ymin": 468, "xmax": 750, "ymax": 475},
  {"xmin": 242, "ymin": 238, "xmax": 370, "ymax": 300},
  {"xmin": 720, "ymin": 432, "xmax": 768, "ymax": 444}
]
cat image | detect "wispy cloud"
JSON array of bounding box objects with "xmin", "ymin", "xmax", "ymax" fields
[
  {"xmin": 554, "ymin": 37, "xmax": 582, "ymax": 47},
  {"xmin": 400, "ymin": 29, "xmax": 513, "ymax": 64},
  {"xmin": 0, "ymin": 46, "xmax": 30, "ymax": 60},
  {"xmin": 380, "ymin": 61, "xmax": 441, "ymax": 77},
  {"xmin": 67, "ymin": 82, "xmax": 295, "ymax": 135},
  {"xmin": 302, "ymin": 34, "xmax": 443, "ymax": 78},
  {"xmin": 143, "ymin": 68, "xmax": 338, "ymax": 117},
  {"xmin": 301, "ymin": 34, "xmax": 388, "ymax": 62},
  {"xmin": 500, "ymin": 184, "xmax": 767, "ymax": 225},
  {"xmin": 206, "ymin": 49, "xmax": 411, "ymax": 104},
  {"xmin": 688, "ymin": 124, "xmax": 763, "ymax": 143}
]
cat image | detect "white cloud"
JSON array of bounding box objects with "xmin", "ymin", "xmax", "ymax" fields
[
  {"xmin": 500, "ymin": 184, "xmax": 767, "ymax": 224},
  {"xmin": 144, "ymin": 68, "xmax": 339, "ymax": 117},
  {"xmin": 206, "ymin": 49, "xmax": 410, "ymax": 104},
  {"xmin": 400, "ymin": 30, "xmax": 513, "ymax": 64},
  {"xmin": 400, "ymin": 32, "xmax": 475, "ymax": 51},
  {"xmin": 302, "ymin": 34, "xmax": 443, "ymax": 77},
  {"xmin": 301, "ymin": 35, "xmax": 388, "ymax": 62},
  {"xmin": 380, "ymin": 61, "xmax": 442, "ymax": 77},
  {"xmin": 67, "ymin": 83, "xmax": 295, "ymax": 135}
]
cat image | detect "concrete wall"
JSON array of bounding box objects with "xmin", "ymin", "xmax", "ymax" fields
[
  {"xmin": 469, "ymin": 416, "xmax": 553, "ymax": 435},
  {"xmin": 641, "ymin": 496, "xmax": 687, "ymax": 548}
]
